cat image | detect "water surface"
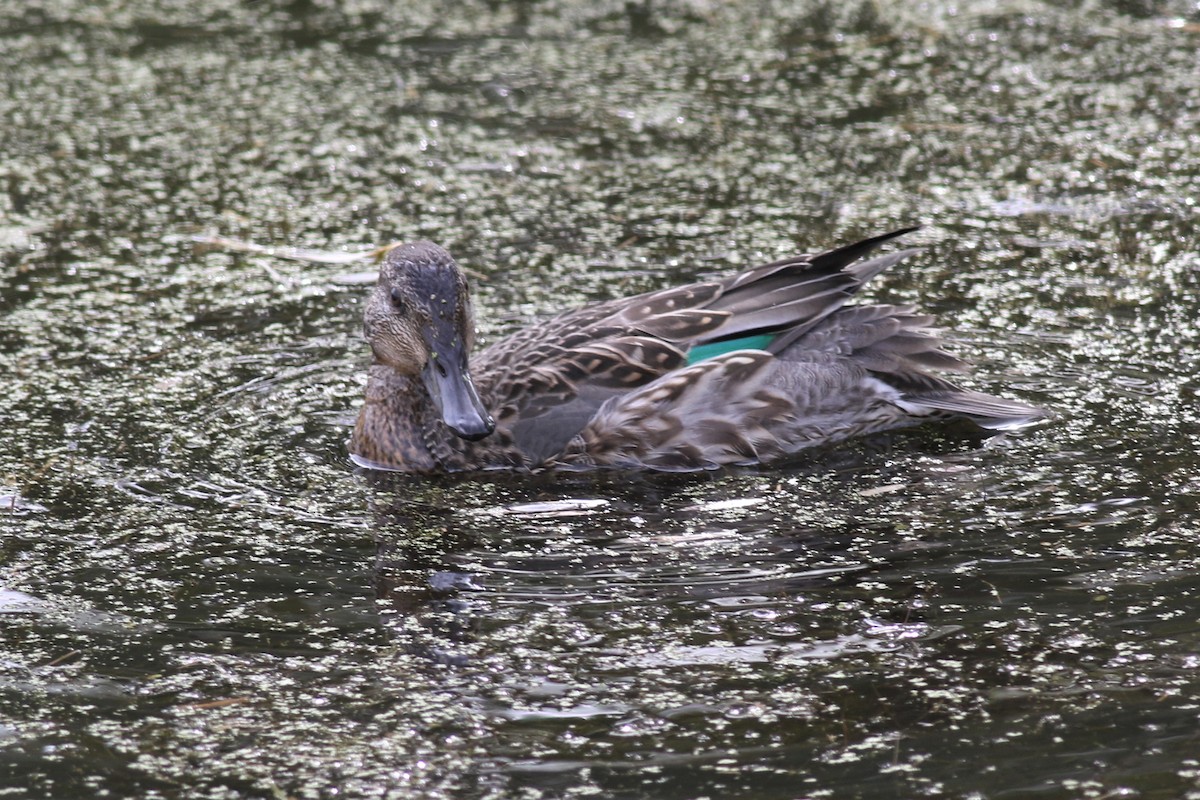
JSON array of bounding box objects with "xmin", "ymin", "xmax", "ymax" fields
[{"xmin": 4, "ymin": 1, "xmax": 1200, "ymax": 797}]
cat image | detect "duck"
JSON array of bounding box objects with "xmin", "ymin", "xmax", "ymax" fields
[{"xmin": 349, "ymin": 228, "xmax": 1045, "ymax": 472}]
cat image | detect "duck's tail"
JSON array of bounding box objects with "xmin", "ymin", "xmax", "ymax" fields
[{"xmin": 901, "ymin": 388, "xmax": 1048, "ymax": 430}]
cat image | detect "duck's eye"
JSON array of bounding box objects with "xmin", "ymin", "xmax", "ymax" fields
[{"xmin": 389, "ymin": 286, "xmax": 406, "ymax": 312}]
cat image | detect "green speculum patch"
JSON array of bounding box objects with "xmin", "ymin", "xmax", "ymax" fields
[{"xmin": 686, "ymin": 333, "xmax": 776, "ymax": 364}]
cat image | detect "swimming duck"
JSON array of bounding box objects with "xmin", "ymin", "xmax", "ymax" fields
[{"xmin": 349, "ymin": 229, "xmax": 1045, "ymax": 472}]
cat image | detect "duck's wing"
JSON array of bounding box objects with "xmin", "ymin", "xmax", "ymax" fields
[
  {"xmin": 550, "ymin": 303, "xmax": 1046, "ymax": 470},
  {"xmin": 548, "ymin": 350, "xmax": 796, "ymax": 469},
  {"xmin": 547, "ymin": 346, "xmax": 937, "ymax": 470},
  {"xmin": 472, "ymin": 229, "xmax": 918, "ymax": 463},
  {"xmin": 552, "ymin": 297, "xmax": 1051, "ymax": 472}
]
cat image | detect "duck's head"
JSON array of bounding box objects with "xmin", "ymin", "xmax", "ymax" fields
[{"xmin": 363, "ymin": 242, "xmax": 496, "ymax": 441}]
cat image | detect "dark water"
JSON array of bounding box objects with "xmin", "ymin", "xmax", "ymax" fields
[{"xmin": 4, "ymin": 1, "xmax": 1200, "ymax": 797}]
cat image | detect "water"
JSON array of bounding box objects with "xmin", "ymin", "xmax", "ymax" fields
[{"xmin": 4, "ymin": 0, "xmax": 1200, "ymax": 797}]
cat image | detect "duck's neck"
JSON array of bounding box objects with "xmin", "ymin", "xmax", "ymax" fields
[{"xmin": 351, "ymin": 365, "xmax": 440, "ymax": 471}]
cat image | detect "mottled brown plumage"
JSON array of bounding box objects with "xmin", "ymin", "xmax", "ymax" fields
[{"xmin": 349, "ymin": 230, "xmax": 1046, "ymax": 472}]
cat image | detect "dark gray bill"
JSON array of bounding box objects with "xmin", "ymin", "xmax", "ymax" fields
[{"xmin": 422, "ymin": 350, "xmax": 495, "ymax": 441}]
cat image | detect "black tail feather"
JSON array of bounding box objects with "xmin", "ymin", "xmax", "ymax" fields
[{"xmin": 807, "ymin": 226, "xmax": 920, "ymax": 273}]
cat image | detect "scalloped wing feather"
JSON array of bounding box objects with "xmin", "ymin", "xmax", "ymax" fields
[{"xmin": 552, "ymin": 351, "xmax": 788, "ymax": 469}]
